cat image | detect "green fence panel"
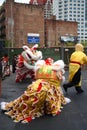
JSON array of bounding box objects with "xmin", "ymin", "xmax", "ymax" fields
[{"xmin": 2, "ymin": 47, "xmax": 87, "ymax": 65}]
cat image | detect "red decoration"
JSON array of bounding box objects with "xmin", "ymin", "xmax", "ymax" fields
[
  {"xmin": 45, "ymin": 58, "xmax": 53, "ymax": 65},
  {"xmin": 37, "ymin": 83, "xmax": 42, "ymax": 92},
  {"xmin": 24, "ymin": 117, "xmax": 32, "ymax": 122},
  {"xmin": 29, "ymin": 0, "xmax": 47, "ymax": 4},
  {"xmin": 34, "ymin": 96, "xmax": 38, "ymax": 102},
  {"xmin": 56, "ymin": 111, "xmax": 61, "ymax": 115}
]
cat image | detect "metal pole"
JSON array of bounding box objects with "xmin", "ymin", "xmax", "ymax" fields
[{"xmin": 61, "ymin": 43, "xmax": 64, "ymax": 61}]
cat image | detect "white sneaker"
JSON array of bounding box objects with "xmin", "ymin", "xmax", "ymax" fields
[
  {"xmin": 0, "ymin": 102, "xmax": 8, "ymax": 110},
  {"xmin": 65, "ymin": 97, "xmax": 71, "ymax": 104}
]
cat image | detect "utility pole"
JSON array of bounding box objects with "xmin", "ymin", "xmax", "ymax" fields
[{"xmin": 11, "ymin": 2, "xmax": 14, "ymax": 48}]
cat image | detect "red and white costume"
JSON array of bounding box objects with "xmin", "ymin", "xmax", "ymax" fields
[{"xmin": 15, "ymin": 44, "xmax": 42, "ymax": 82}]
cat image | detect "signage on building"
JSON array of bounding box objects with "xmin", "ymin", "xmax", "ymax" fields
[
  {"xmin": 60, "ymin": 36, "xmax": 77, "ymax": 43},
  {"xmin": 27, "ymin": 33, "xmax": 40, "ymax": 44}
]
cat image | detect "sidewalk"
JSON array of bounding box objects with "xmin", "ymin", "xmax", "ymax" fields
[{"xmin": 0, "ymin": 70, "xmax": 87, "ymax": 130}]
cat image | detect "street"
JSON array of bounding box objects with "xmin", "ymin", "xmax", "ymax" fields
[{"xmin": 0, "ymin": 70, "xmax": 87, "ymax": 130}]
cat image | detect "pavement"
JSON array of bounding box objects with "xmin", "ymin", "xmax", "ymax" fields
[{"xmin": 0, "ymin": 69, "xmax": 87, "ymax": 130}]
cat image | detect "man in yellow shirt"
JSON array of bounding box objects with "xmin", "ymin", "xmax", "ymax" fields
[{"xmin": 63, "ymin": 43, "xmax": 87, "ymax": 94}]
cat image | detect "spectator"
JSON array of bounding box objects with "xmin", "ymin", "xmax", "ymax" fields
[
  {"xmin": 2, "ymin": 54, "xmax": 9, "ymax": 79},
  {"xmin": 12, "ymin": 55, "xmax": 17, "ymax": 73},
  {"xmin": 3, "ymin": 65, "xmax": 10, "ymax": 77}
]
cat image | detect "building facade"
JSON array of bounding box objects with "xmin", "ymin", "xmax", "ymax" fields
[
  {"xmin": 53, "ymin": 0, "xmax": 87, "ymax": 43},
  {"xmin": 0, "ymin": 0, "xmax": 45, "ymax": 48},
  {"xmin": 29, "ymin": 0, "xmax": 53, "ymax": 19},
  {"xmin": 45, "ymin": 17, "xmax": 77, "ymax": 47},
  {"xmin": 0, "ymin": 0, "xmax": 78, "ymax": 48}
]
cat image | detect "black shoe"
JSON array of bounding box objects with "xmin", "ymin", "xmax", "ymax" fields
[
  {"xmin": 76, "ymin": 89, "xmax": 84, "ymax": 94},
  {"xmin": 63, "ymin": 84, "xmax": 68, "ymax": 92}
]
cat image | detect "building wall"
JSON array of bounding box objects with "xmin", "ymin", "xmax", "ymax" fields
[
  {"xmin": 53, "ymin": 0, "xmax": 87, "ymax": 42},
  {"xmin": 4, "ymin": 0, "xmax": 45, "ymax": 48},
  {"xmin": 45, "ymin": 18, "xmax": 78, "ymax": 47},
  {"xmin": 0, "ymin": 0, "xmax": 78, "ymax": 48}
]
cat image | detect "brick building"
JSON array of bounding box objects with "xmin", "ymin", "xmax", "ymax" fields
[
  {"xmin": 29, "ymin": 0, "xmax": 47, "ymax": 4},
  {"xmin": 45, "ymin": 17, "xmax": 78, "ymax": 47},
  {"xmin": 0, "ymin": 0, "xmax": 45, "ymax": 48},
  {"xmin": 29, "ymin": 0, "xmax": 53, "ymax": 19},
  {"xmin": 0, "ymin": 0, "xmax": 78, "ymax": 48}
]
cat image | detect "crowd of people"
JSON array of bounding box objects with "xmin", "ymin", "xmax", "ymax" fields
[{"xmin": 0, "ymin": 43, "xmax": 87, "ymax": 124}]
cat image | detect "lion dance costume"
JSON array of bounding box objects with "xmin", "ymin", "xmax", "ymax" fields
[
  {"xmin": 15, "ymin": 44, "xmax": 42, "ymax": 82},
  {"xmin": 63, "ymin": 43, "xmax": 87, "ymax": 94},
  {"xmin": 1, "ymin": 59, "xmax": 71, "ymax": 123}
]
